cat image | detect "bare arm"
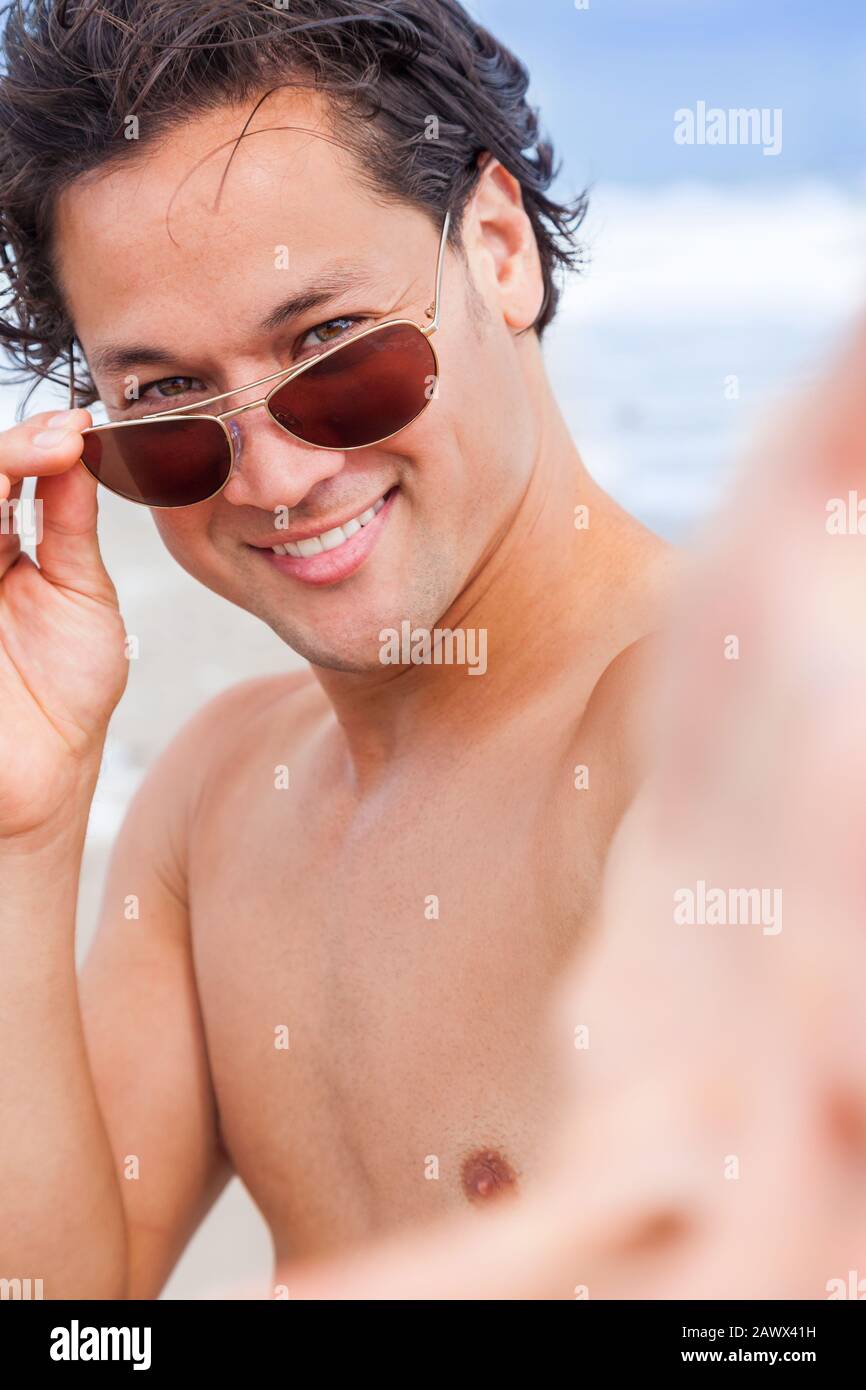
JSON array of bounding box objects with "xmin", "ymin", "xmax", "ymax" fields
[
  {"xmin": 0, "ymin": 414, "xmax": 230, "ymax": 1298},
  {"xmin": 0, "ymin": 411, "xmax": 130, "ymax": 1296},
  {"xmin": 78, "ymin": 708, "xmax": 235, "ymax": 1300},
  {"xmin": 0, "ymin": 793, "xmax": 130, "ymax": 1297},
  {"xmin": 1, "ymin": 696, "xmax": 237, "ymax": 1298}
]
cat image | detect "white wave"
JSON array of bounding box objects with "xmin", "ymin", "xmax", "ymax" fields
[{"xmin": 562, "ymin": 180, "xmax": 866, "ymax": 324}]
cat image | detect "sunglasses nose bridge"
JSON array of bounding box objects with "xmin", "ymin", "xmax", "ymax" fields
[
  {"xmin": 217, "ymin": 392, "xmax": 314, "ymax": 454},
  {"xmin": 218, "ymin": 396, "xmax": 267, "ymax": 422}
]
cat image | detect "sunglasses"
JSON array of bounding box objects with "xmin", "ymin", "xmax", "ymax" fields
[{"xmin": 72, "ymin": 211, "xmax": 450, "ymax": 509}]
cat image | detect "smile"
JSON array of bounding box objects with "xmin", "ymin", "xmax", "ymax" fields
[
  {"xmin": 271, "ymin": 493, "xmax": 387, "ymax": 557},
  {"xmin": 255, "ymin": 487, "xmax": 397, "ymax": 587}
]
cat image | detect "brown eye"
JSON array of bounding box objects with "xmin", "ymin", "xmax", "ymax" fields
[
  {"xmin": 301, "ymin": 317, "xmax": 357, "ymax": 351},
  {"xmin": 153, "ymin": 376, "xmax": 201, "ymax": 398}
]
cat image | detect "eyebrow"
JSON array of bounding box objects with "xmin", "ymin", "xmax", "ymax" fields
[
  {"xmin": 89, "ymin": 265, "xmax": 376, "ymax": 378},
  {"xmin": 260, "ymin": 269, "xmax": 370, "ymax": 333}
]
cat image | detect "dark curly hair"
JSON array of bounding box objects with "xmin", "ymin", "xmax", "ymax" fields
[{"xmin": 0, "ymin": 0, "xmax": 588, "ymax": 404}]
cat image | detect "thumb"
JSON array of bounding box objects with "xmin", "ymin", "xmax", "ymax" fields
[{"xmin": 34, "ymin": 461, "xmax": 117, "ymax": 604}]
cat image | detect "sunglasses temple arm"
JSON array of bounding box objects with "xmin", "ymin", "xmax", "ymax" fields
[
  {"xmin": 425, "ymin": 209, "xmax": 451, "ymax": 334},
  {"xmin": 68, "ymin": 339, "xmax": 76, "ymax": 410}
]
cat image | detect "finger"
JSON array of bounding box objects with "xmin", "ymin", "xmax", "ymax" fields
[
  {"xmin": 0, "ymin": 475, "xmax": 24, "ymax": 579},
  {"xmin": 0, "ymin": 408, "xmax": 93, "ymax": 483},
  {"xmin": 34, "ymin": 461, "xmax": 116, "ymax": 604}
]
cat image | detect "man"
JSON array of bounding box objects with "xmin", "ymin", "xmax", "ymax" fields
[{"xmin": 0, "ymin": 1, "xmax": 672, "ymax": 1296}]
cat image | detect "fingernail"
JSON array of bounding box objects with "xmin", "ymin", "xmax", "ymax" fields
[
  {"xmin": 47, "ymin": 410, "xmax": 79, "ymax": 427},
  {"xmin": 33, "ymin": 429, "xmax": 70, "ymax": 449}
]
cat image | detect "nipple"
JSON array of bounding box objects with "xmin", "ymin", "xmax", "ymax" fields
[{"xmin": 461, "ymin": 1148, "xmax": 518, "ymax": 1204}]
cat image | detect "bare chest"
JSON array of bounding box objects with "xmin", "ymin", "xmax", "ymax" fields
[{"xmin": 187, "ymin": 772, "xmax": 593, "ymax": 1257}]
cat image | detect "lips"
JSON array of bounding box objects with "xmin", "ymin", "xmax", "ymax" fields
[
  {"xmin": 271, "ymin": 494, "xmax": 387, "ymax": 557},
  {"xmin": 253, "ymin": 487, "xmax": 397, "ymax": 586}
]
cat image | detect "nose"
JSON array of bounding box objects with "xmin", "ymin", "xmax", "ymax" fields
[{"xmin": 219, "ymin": 406, "xmax": 346, "ymax": 511}]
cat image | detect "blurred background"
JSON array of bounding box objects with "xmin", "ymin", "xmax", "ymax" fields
[{"xmin": 2, "ymin": 0, "xmax": 865, "ymax": 1296}]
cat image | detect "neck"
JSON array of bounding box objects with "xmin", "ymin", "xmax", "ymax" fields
[{"xmin": 312, "ymin": 382, "xmax": 665, "ymax": 782}]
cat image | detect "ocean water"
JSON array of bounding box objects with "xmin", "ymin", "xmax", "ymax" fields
[{"xmin": 545, "ymin": 181, "xmax": 866, "ymax": 538}]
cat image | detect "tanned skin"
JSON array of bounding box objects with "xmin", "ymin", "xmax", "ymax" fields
[{"xmin": 0, "ymin": 90, "xmax": 673, "ymax": 1296}]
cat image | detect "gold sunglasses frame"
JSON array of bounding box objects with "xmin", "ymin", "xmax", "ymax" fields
[{"xmin": 71, "ymin": 210, "xmax": 451, "ymax": 508}]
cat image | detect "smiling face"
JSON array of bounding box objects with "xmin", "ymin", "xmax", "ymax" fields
[{"xmin": 53, "ymin": 90, "xmax": 543, "ymax": 672}]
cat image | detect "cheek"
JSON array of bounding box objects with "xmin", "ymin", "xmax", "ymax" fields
[
  {"xmin": 152, "ymin": 512, "xmax": 218, "ymax": 578},
  {"xmin": 450, "ymin": 316, "xmax": 526, "ymax": 440},
  {"xmin": 448, "ymin": 357, "xmax": 530, "ymax": 490}
]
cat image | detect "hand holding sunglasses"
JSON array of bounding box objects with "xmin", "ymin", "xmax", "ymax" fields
[{"xmin": 73, "ymin": 212, "xmax": 450, "ymax": 509}]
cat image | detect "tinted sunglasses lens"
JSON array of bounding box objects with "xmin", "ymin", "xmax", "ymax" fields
[
  {"xmin": 80, "ymin": 418, "xmax": 232, "ymax": 507},
  {"xmin": 268, "ymin": 322, "xmax": 437, "ymax": 449}
]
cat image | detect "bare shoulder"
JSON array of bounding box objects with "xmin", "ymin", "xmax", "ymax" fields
[
  {"xmin": 579, "ymin": 525, "xmax": 680, "ymax": 777},
  {"xmin": 558, "ymin": 529, "xmax": 679, "ymax": 870},
  {"xmin": 121, "ymin": 668, "xmax": 328, "ymax": 886},
  {"xmin": 147, "ymin": 666, "xmax": 320, "ymax": 777},
  {"xmin": 582, "ymin": 633, "xmax": 659, "ymax": 759},
  {"xmin": 549, "ymin": 546, "xmax": 674, "ymax": 937},
  {"xmin": 171, "ymin": 668, "xmax": 325, "ymax": 767},
  {"xmin": 557, "ymin": 633, "xmax": 662, "ymax": 867}
]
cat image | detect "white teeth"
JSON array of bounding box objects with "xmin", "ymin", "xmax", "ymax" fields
[
  {"xmin": 297, "ymin": 535, "xmax": 324, "ymax": 557},
  {"xmin": 271, "ymin": 492, "xmax": 390, "ymax": 558},
  {"xmin": 319, "ymin": 525, "xmax": 347, "ymax": 552}
]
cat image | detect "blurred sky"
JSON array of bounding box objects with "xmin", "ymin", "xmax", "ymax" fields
[{"xmin": 472, "ymin": 0, "xmax": 865, "ymax": 189}]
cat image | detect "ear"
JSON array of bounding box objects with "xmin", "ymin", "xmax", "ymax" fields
[{"xmin": 462, "ymin": 156, "xmax": 544, "ymax": 332}]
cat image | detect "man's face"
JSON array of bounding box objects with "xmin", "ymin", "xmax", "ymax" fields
[{"xmin": 54, "ymin": 92, "xmax": 538, "ymax": 671}]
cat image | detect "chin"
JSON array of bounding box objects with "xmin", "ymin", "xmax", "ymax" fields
[
  {"xmin": 241, "ymin": 555, "xmax": 460, "ymax": 671},
  {"xmin": 274, "ymin": 631, "xmax": 397, "ymax": 675},
  {"xmin": 256, "ymin": 606, "xmax": 391, "ymax": 673}
]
